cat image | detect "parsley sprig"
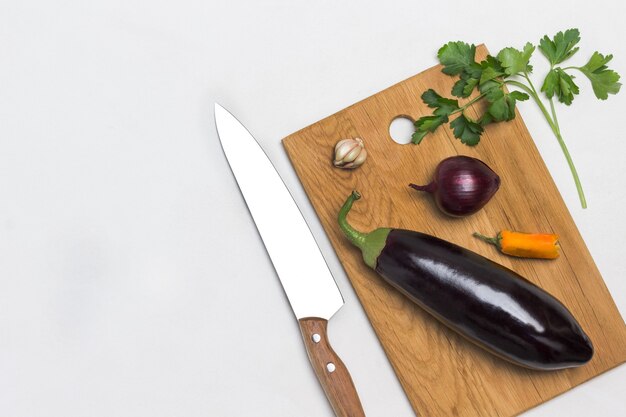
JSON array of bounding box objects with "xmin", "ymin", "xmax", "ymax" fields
[{"xmin": 413, "ymin": 29, "xmax": 622, "ymax": 208}]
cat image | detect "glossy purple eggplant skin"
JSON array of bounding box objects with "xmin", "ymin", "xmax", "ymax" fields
[{"xmin": 377, "ymin": 229, "xmax": 593, "ymax": 370}]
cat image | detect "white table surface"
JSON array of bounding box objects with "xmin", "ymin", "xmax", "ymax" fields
[{"xmin": 1, "ymin": 1, "xmax": 625, "ymax": 416}]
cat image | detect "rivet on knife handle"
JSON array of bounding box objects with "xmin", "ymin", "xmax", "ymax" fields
[{"xmin": 299, "ymin": 318, "xmax": 365, "ymax": 417}]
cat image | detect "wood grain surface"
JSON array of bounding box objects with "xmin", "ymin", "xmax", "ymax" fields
[
  {"xmin": 282, "ymin": 45, "xmax": 626, "ymax": 417},
  {"xmin": 298, "ymin": 318, "xmax": 365, "ymax": 417}
]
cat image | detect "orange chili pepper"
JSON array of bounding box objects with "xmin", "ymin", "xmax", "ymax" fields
[{"xmin": 473, "ymin": 230, "xmax": 560, "ymax": 259}]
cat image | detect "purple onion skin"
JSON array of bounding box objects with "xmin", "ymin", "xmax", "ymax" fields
[{"xmin": 410, "ymin": 156, "xmax": 501, "ymax": 217}]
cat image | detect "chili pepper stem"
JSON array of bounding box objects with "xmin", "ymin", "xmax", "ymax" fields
[{"xmin": 472, "ymin": 232, "xmax": 501, "ymax": 248}]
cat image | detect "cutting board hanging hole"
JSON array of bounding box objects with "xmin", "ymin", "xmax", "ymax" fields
[{"xmin": 389, "ymin": 116, "xmax": 415, "ymax": 145}]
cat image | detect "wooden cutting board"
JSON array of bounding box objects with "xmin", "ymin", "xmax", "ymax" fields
[{"xmin": 282, "ymin": 45, "xmax": 626, "ymax": 416}]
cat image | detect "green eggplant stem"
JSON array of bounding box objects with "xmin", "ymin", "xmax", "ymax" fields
[
  {"xmin": 338, "ymin": 191, "xmax": 367, "ymax": 249},
  {"xmin": 338, "ymin": 191, "xmax": 390, "ymax": 269}
]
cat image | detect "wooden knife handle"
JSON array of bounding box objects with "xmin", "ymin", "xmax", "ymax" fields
[{"xmin": 298, "ymin": 317, "xmax": 365, "ymax": 417}]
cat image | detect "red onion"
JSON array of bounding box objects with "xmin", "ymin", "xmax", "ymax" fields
[{"xmin": 409, "ymin": 156, "xmax": 500, "ymax": 217}]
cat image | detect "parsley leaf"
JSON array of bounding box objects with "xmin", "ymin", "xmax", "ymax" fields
[
  {"xmin": 450, "ymin": 114, "xmax": 483, "ymax": 145},
  {"xmin": 510, "ymin": 91, "xmax": 530, "ymax": 102},
  {"xmin": 450, "ymin": 62, "xmax": 482, "ymax": 98},
  {"xmin": 411, "ymin": 130, "xmax": 429, "ymax": 145},
  {"xmin": 452, "ymin": 73, "xmax": 480, "ymax": 98},
  {"xmin": 577, "ymin": 52, "xmax": 622, "ymax": 100},
  {"xmin": 479, "ymin": 56, "xmax": 505, "ymax": 84},
  {"xmin": 539, "ymin": 29, "xmax": 580, "ymax": 65},
  {"xmin": 421, "ymin": 89, "xmax": 459, "ymax": 115},
  {"xmin": 478, "ymin": 112, "xmax": 494, "ymax": 127},
  {"xmin": 478, "ymin": 79, "xmax": 501, "ymax": 95},
  {"xmin": 412, "ymin": 115, "xmax": 448, "ymax": 144},
  {"xmin": 415, "ymin": 115, "xmax": 448, "ymax": 131},
  {"xmin": 497, "ymin": 42, "xmax": 535, "ymax": 75},
  {"xmin": 487, "ymin": 89, "xmax": 529, "ymax": 121},
  {"xmin": 413, "ymin": 89, "xmax": 460, "ymax": 143},
  {"xmin": 438, "ymin": 42, "xmax": 477, "ymax": 75},
  {"xmin": 541, "ymin": 68, "xmax": 579, "ymax": 105},
  {"xmin": 421, "ymin": 89, "xmax": 441, "ymax": 106}
]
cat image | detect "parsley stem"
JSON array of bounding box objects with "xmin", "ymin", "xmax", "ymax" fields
[
  {"xmin": 554, "ymin": 126, "xmax": 587, "ymax": 208},
  {"xmin": 452, "ymin": 92, "xmax": 487, "ymax": 115},
  {"xmin": 547, "ymin": 98, "xmax": 586, "ymax": 207},
  {"xmin": 505, "ymin": 80, "xmax": 555, "ymax": 127},
  {"xmin": 549, "ymin": 98, "xmax": 561, "ymax": 132},
  {"xmin": 505, "ymin": 79, "xmax": 587, "ymax": 208},
  {"xmin": 523, "ymin": 72, "xmax": 539, "ymax": 95}
]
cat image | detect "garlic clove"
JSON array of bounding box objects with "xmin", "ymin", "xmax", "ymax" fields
[
  {"xmin": 334, "ymin": 140, "xmax": 356, "ymax": 162},
  {"xmin": 334, "ymin": 138, "xmax": 354, "ymax": 150},
  {"xmin": 352, "ymin": 148, "xmax": 367, "ymax": 166},
  {"xmin": 333, "ymin": 138, "xmax": 367, "ymax": 169},
  {"xmin": 344, "ymin": 144, "xmax": 362, "ymax": 163}
]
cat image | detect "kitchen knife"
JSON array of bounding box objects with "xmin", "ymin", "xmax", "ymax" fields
[{"xmin": 214, "ymin": 103, "xmax": 365, "ymax": 417}]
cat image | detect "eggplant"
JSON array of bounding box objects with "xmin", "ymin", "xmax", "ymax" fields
[{"xmin": 339, "ymin": 191, "xmax": 593, "ymax": 370}]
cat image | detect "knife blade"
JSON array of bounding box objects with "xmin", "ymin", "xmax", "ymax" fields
[{"xmin": 215, "ymin": 103, "xmax": 364, "ymax": 417}]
